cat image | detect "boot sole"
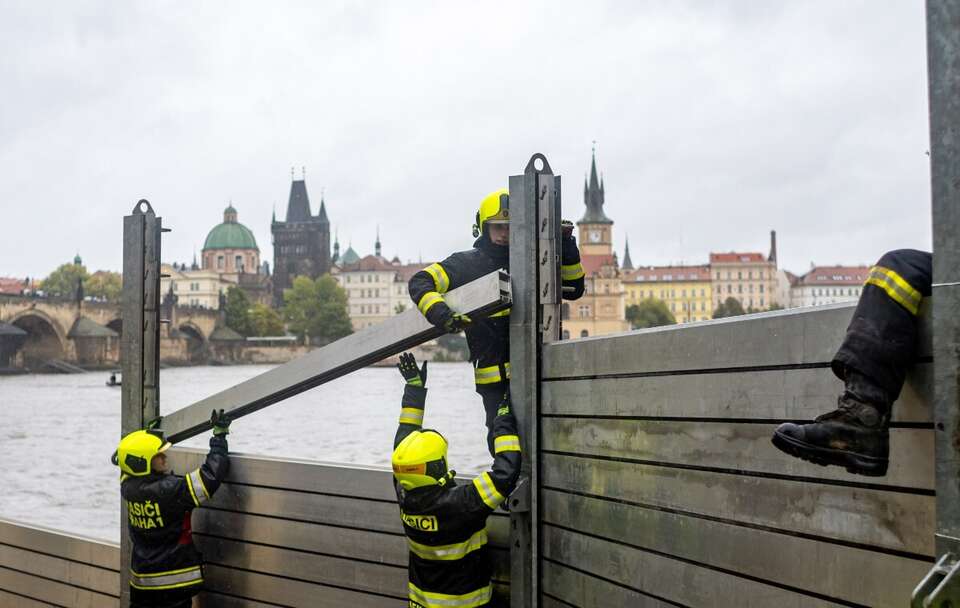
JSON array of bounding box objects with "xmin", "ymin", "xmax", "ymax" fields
[{"xmin": 771, "ymin": 430, "xmax": 888, "ymax": 477}]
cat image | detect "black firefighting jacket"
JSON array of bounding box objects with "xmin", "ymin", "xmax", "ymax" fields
[
  {"xmin": 408, "ymin": 233, "xmax": 585, "ymax": 388},
  {"xmin": 393, "ymin": 384, "xmax": 522, "ymax": 608},
  {"xmin": 121, "ymin": 435, "xmax": 230, "ymax": 605}
]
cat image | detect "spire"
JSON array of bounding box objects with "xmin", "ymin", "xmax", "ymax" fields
[
  {"xmin": 192, "ymin": 248, "xmax": 199, "ymax": 271},
  {"xmin": 317, "ymin": 187, "xmax": 329, "ymax": 224},
  {"xmin": 579, "ymin": 143, "xmax": 612, "ymax": 225},
  {"xmin": 375, "ymin": 225, "xmax": 382, "ymax": 258},
  {"xmin": 622, "ymin": 236, "xmax": 634, "ymax": 270},
  {"xmin": 332, "ymin": 228, "xmax": 340, "ymax": 263},
  {"xmin": 768, "ymin": 229, "xmax": 778, "ymax": 264},
  {"xmin": 271, "ymin": 203, "xmax": 276, "ymax": 223}
]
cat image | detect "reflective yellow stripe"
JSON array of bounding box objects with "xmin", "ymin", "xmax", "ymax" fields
[
  {"xmin": 489, "ymin": 307, "xmax": 511, "ymax": 318},
  {"xmin": 185, "ymin": 471, "xmax": 201, "ymax": 507},
  {"xmin": 473, "ymin": 362, "xmax": 510, "ymax": 385},
  {"xmin": 494, "ymin": 434, "xmax": 521, "ymax": 454},
  {"xmin": 409, "ymin": 582, "xmax": 493, "ymax": 608},
  {"xmin": 418, "ymin": 291, "xmax": 445, "ymax": 315},
  {"xmin": 865, "ymin": 265, "xmax": 922, "ymax": 315},
  {"xmin": 424, "ymin": 263, "xmax": 450, "ymax": 293},
  {"xmin": 399, "ymin": 407, "xmax": 424, "ymax": 426},
  {"xmin": 561, "ymin": 262, "xmax": 585, "ymax": 281},
  {"xmin": 129, "ymin": 566, "xmax": 203, "ymax": 590},
  {"xmin": 407, "ymin": 529, "xmax": 487, "ymax": 561},
  {"xmin": 472, "ymin": 471, "xmax": 506, "ymax": 509}
]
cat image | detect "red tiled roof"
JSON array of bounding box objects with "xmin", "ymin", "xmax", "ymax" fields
[
  {"xmin": 625, "ymin": 265, "xmax": 711, "ymax": 283},
  {"xmin": 709, "ymin": 252, "xmax": 766, "ymax": 263},
  {"xmin": 0, "ymin": 277, "xmax": 29, "ymax": 294},
  {"xmin": 796, "ymin": 265, "xmax": 870, "ymax": 286},
  {"xmin": 341, "ymin": 255, "xmax": 402, "ymax": 272},
  {"xmin": 580, "ymin": 254, "xmax": 616, "ymax": 276}
]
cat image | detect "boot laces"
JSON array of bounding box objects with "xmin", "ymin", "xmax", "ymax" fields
[{"xmin": 815, "ymin": 395, "xmax": 884, "ymax": 426}]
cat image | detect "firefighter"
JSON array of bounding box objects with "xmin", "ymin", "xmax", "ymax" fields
[
  {"xmin": 392, "ymin": 352, "xmax": 521, "ymax": 608},
  {"xmin": 112, "ymin": 409, "xmax": 232, "ymax": 608},
  {"xmin": 409, "ymin": 188, "xmax": 584, "ymax": 454},
  {"xmin": 772, "ymin": 249, "xmax": 932, "ymax": 477}
]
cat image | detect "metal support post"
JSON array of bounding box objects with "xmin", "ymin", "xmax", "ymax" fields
[
  {"xmin": 509, "ymin": 153, "xmax": 560, "ymax": 607},
  {"xmin": 913, "ymin": 2, "xmax": 960, "ymax": 606},
  {"xmin": 119, "ymin": 200, "xmax": 163, "ymax": 606},
  {"xmin": 160, "ymin": 271, "xmax": 511, "ymax": 444}
]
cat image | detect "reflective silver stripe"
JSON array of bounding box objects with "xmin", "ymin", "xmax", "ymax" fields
[
  {"xmin": 408, "ymin": 582, "xmax": 493, "ymax": 608},
  {"xmin": 865, "ymin": 265, "xmax": 922, "ymax": 315},
  {"xmin": 424, "ymin": 263, "xmax": 450, "ymax": 293},
  {"xmin": 472, "ymin": 472, "xmax": 506, "ymax": 509},
  {"xmin": 129, "ymin": 566, "xmax": 202, "ymax": 589},
  {"xmin": 561, "ymin": 262, "xmax": 585, "ymax": 280},
  {"xmin": 187, "ymin": 469, "xmax": 209, "ymax": 505},
  {"xmin": 407, "ymin": 529, "xmax": 487, "ymax": 561},
  {"xmin": 399, "ymin": 407, "xmax": 424, "ymax": 426},
  {"xmin": 494, "ymin": 434, "xmax": 521, "ymax": 453}
]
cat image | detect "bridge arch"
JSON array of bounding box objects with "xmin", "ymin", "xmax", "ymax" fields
[
  {"xmin": 177, "ymin": 322, "xmax": 206, "ymax": 363},
  {"xmin": 106, "ymin": 318, "xmax": 122, "ymax": 337},
  {"xmin": 8, "ymin": 310, "xmax": 67, "ymax": 368}
]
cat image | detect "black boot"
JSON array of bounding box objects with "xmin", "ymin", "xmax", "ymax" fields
[{"xmin": 772, "ymin": 393, "xmax": 890, "ymax": 477}]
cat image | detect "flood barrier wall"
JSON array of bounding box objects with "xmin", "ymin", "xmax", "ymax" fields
[{"xmin": 537, "ymin": 303, "xmax": 934, "ymax": 608}]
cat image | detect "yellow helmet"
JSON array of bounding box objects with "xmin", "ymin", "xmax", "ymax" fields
[
  {"xmin": 472, "ymin": 189, "xmax": 510, "ymax": 237},
  {"xmin": 111, "ymin": 430, "xmax": 171, "ymax": 477},
  {"xmin": 392, "ymin": 429, "xmax": 451, "ymax": 490}
]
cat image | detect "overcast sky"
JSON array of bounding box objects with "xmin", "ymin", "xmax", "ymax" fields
[{"xmin": 0, "ymin": 1, "xmax": 932, "ymax": 280}]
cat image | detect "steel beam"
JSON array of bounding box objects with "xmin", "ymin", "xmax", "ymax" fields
[
  {"xmin": 161, "ymin": 271, "xmax": 510, "ymax": 444},
  {"xmin": 509, "ymin": 153, "xmax": 558, "ymax": 608},
  {"xmin": 119, "ymin": 199, "xmax": 163, "ymax": 607}
]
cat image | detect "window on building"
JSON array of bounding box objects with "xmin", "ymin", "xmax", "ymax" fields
[
  {"xmin": 681, "ymin": 289, "xmax": 686, "ymax": 298},
  {"xmin": 727, "ymin": 285, "xmax": 732, "ymax": 293},
  {"xmin": 580, "ymin": 329, "xmax": 589, "ymax": 338},
  {"xmin": 748, "ymin": 271, "xmax": 753, "ymax": 279},
  {"xmin": 716, "ymin": 272, "xmax": 720, "ymax": 280},
  {"xmin": 562, "ymin": 303, "xmax": 570, "ymax": 320},
  {"xmin": 562, "ymin": 330, "xmax": 570, "ymax": 339},
  {"xmin": 670, "ymin": 303, "xmax": 676, "ymax": 312},
  {"xmin": 701, "ymin": 302, "xmax": 706, "ymax": 311},
  {"xmin": 760, "ymin": 297, "xmax": 765, "ymax": 307},
  {"xmin": 346, "ymin": 276, "xmax": 351, "ymax": 283},
  {"xmin": 700, "ymin": 289, "xmax": 705, "ymax": 297},
  {"xmin": 738, "ymin": 271, "xmax": 742, "ymax": 279},
  {"xmin": 749, "ymin": 285, "xmax": 754, "ymax": 293},
  {"xmin": 578, "ymin": 305, "xmax": 590, "ymax": 318},
  {"xmin": 738, "ymin": 285, "xmax": 742, "ymax": 294},
  {"xmin": 759, "ymin": 284, "xmax": 764, "ymax": 293},
  {"xmin": 235, "ymin": 255, "xmax": 242, "ymax": 269},
  {"xmin": 217, "ymin": 256, "xmax": 224, "ymax": 269}
]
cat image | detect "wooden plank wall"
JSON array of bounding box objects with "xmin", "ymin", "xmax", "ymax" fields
[
  {"xmin": 0, "ymin": 518, "xmax": 120, "ymax": 607},
  {"xmin": 167, "ymin": 450, "xmax": 511, "ymax": 607},
  {"xmin": 539, "ymin": 304, "xmax": 934, "ymax": 608}
]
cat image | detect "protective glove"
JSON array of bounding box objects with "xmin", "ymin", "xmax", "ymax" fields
[
  {"xmin": 561, "ymin": 219, "xmax": 575, "ymax": 239},
  {"xmin": 145, "ymin": 416, "xmax": 163, "ymax": 431},
  {"xmin": 210, "ymin": 409, "xmax": 231, "ymax": 436},
  {"xmin": 496, "ymin": 396, "xmax": 513, "ymax": 418},
  {"xmin": 442, "ymin": 312, "xmax": 472, "ymax": 334},
  {"xmin": 397, "ymin": 352, "xmax": 428, "ymax": 387}
]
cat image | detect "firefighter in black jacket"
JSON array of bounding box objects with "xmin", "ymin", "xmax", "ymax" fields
[
  {"xmin": 112, "ymin": 410, "xmax": 232, "ymax": 607},
  {"xmin": 772, "ymin": 249, "xmax": 931, "ymax": 477},
  {"xmin": 409, "ymin": 188, "xmax": 584, "ymax": 454},
  {"xmin": 392, "ymin": 352, "xmax": 521, "ymax": 608}
]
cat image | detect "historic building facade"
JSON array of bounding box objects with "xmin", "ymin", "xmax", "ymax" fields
[
  {"xmin": 561, "ymin": 150, "xmax": 630, "ymax": 339},
  {"xmin": 709, "ymin": 231, "xmax": 780, "ymax": 311},
  {"xmin": 271, "ymin": 177, "xmax": 331, "ymax": 306},
  {"xmin": 623, "ymin": 265, "xmax": 713, "ymax": 323},
  {"xmin": 788, "ymin": 265, "xmax": 869, "ymax": 308}
]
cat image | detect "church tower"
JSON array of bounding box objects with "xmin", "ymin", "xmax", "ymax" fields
[
  {"xmin": 577, "ymin": 147, "xmax": 613, "ymax": 256},
  {"xmin": 271, "ymin": 173, "xmax": 332, "ymax": 306}
]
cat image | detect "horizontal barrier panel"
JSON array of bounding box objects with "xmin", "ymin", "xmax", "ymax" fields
[
  {"xmin": 200, "ymin": 591, "xmax": 281, "ymax": 608},
  {"xmin": 0, "ymin": 589, "xmax": 53, "ymax": 608},
  {"xmin": 541, "ymin": 365, "xmax": 933, "ymax": 424},
  {"xmin": 0, "ymin": 565, "xmax": 117, "ymax": 607},
  {"xmin": 544, "ymin": 304, "xmax": 932, "ymax": 379},
  {"xmin": 542, "ymin": 489, "xmax": 930, "ymax": 607},
  {"xmin": 542, "ymin": 560, "xmax": 676, "ymax": 608},
  {"xmin": 0, "ymin": 518, "xmax": 119, "ymax": 572},
  {"xmin": 542, "ymin": 525, "xmax": 847, "ymax": 607},
  {"xmin": 202, "ymin": 564, "xmax": 406, "ymax": 607},
  {"xmin": 0, "ymin": 544, "xmax": 119, "ymax": 598},
  {"xmin": 542, "ymin": 453, "xmax": 935, "ymax": 557},
  {"xmin": 541, "ymin": 418, "xmax": 934, "ymax": 490}
]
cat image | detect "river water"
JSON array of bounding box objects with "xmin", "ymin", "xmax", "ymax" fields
[{"xmin": 0, "ymin": 363, "xmax": 491, "ymax": 543}]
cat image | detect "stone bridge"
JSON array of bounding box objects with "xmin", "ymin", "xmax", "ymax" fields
[{"xmin": 0, "ymin": 295, "xmax": 220, "ymax": 369}]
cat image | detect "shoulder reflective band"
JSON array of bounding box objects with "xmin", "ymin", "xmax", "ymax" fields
[
  {"xmin": 424, "ymin": 263, "xmax": 451, "ymax": 293},
  {"xmin": 418, "ymin": 291, "xmax": 445, "ymax": 315},
  {"xmin": 130, "ymin": 565, "xmax": 203, "ymax": 590},
  {"xmin": 399, "ymin": 407, "xmax": 424, "ymax": 426},
  {"xmin": 865, "ymin": 265, "xmax": 922, "ymax": 315},
  {"xmin": 473, "ymin": 362, "xmax": 510, "ymax": 385},
  {"xmin": 186, "ymin": 469, "xmax": 210, "ymax": 507},
  {"xmin": 472, "ymin": 471, "xmax": 506, "ymax": 509},
  {"xmin": 407, "ymin": 528, "xmax": 487, "ymax": 561},
  {"xmin": 561, "ymin": 262, "xmax": 585, "ymax": 281},
  {"xmin": 494, "ymin": 434, "xmax": 521, "ymax": 454},
  {"xmin": 408, "ymin": 582, "xmax": 493, "ymax": 608}
]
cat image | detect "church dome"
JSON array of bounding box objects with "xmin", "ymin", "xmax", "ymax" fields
[
  {"xmin": 341, "ymin": 245, "xmax": 360, "ymax": 265},
  {"xmin": 203, "ymin": 205, "xmax": 259, "ymax": 251}
]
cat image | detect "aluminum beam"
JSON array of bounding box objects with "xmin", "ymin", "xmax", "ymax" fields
[{"xmin": 161, "ymin": 271, "xmax": 510, "ymax": 444}]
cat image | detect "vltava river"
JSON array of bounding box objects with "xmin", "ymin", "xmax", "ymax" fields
[{"xmin": 0, "ymin": 363, "xmax": 490, "ymax": 542}]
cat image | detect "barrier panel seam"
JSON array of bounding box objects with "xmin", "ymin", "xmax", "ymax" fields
[
  {"xmin": 541, "ymin": 557, "xmax": 687, "ymax": 608},
  {"xmin": 203, "ymin": 561, "xmax": 408, "ymax": 600},
  {"xmin": 0, "ymin": 540, "xmax": 119, "ymax": 572},
  {"xmin": 0, "ymin": 564, "xmax": 119, "ymax": 598},
  {"xmin": 539, "ymin": 413, "xmax": 934, "ymax": 429}
]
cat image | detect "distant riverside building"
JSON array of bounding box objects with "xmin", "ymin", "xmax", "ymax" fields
[
  {"xmin": 332, "ymin": 232, "xmax": 425, "ymax": 330},
  {"xmin": 789, "ymin": 265, "xmax": 869, "ymax": 308},
  {"xmin": 272, "ymin": 175, "xmax": 332, "ymax": 306},
  {"xmin": 623, "ymin": 265, "xmax": 713, "ymax": 323},
  {"xmin": 709, "ymin": 231, "xmax": 780, "ymax": 311},
  {"xmin": 562, "ymin": 149, "xmax": 629, "ymax": 339},
  {"xmin": 159, "ymin": 264, "xmax": 236, "ymax": 309},
  {"xmin": 200, "ymin": 204, "xmax": 272, "ymax": 306}
]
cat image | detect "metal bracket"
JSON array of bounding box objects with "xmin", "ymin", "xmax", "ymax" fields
[
  {"xmin": 508, "ymin": 476, "xmax": 531, "ymax": 513},
  {"xmin": 912, "ymin": 553, "xmax": 960, "ymax": 607}
]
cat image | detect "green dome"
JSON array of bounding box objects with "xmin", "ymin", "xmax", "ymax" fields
[{"xmin": 203, "ymin": 222, "xmax": 258, "ymax": 251}]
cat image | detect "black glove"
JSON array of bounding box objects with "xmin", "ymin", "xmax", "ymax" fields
[
  {"xmin": 210, "ymin": 409, "xmax": 231, "ymax": 436},
  {"xmin": 397, "ymin": 352, "xmax": 428, "ymax": 387},
  {"xmin": 144, "ymin": 416, "xmax": 163, "ymax": 431},
  {"xmin": 442, "ymin": 312, "xmax": 472, "ymax": 333},
  {"xmin": 561, "ymin": 219, "xmax": 575, "ymax": 239},
  {"xmin": 496, "ymin": 394, "xmax": 513, "ymax": 418}
]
